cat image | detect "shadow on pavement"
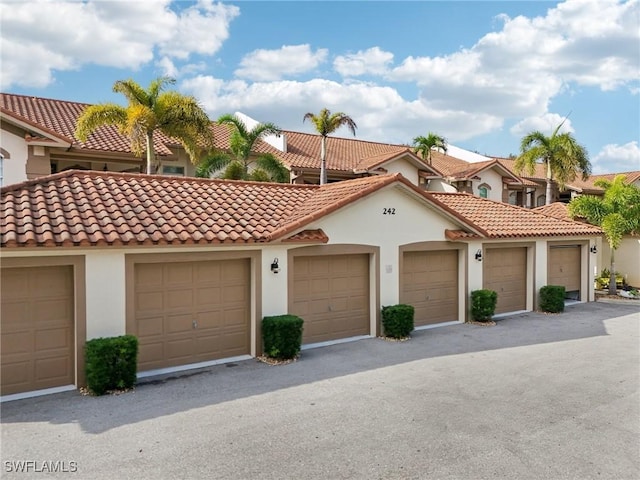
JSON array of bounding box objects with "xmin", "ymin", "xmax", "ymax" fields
[{"xmin": 1, "ymin": 301, "xmax": 638, "ymax": 434}]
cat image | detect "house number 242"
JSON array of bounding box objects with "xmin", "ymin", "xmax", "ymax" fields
[{"xmin": 383, "ymin": 208, "xmax": 396, "ymax": 215}]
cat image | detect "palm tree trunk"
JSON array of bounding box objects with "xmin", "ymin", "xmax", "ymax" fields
[
  {"xmin": 146, "ymin": 131, "xmax": 154, "ymax": 175},
  {"xmin": 320, "ymin": 135, "xmax": 327, "ymax": 185},
  {"xmin": 545, "ymin": 162, "xmax": 553, "ymax": 205},
  {"xmin": 609, "ymin": 248, "xmax": 617, "ymax": 295}
]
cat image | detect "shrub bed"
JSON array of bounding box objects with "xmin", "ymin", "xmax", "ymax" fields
[
  {"xmin": 262, "ymin": 315, "xmax": 304, "ymax": 360},
  {"xmin": 471, "ymin": 289, "xmax": 498, "ymax": 322},
  {"xmin": 381, "ymin": 304, "xmax": 415, "ymax": 339},
  {"xmin": 85, "ymin": 335, "xmax": 138, "ymax": 396},
  {"xmin": 539, "ymin": 285, "xmax": 566, "ymax": 313}
]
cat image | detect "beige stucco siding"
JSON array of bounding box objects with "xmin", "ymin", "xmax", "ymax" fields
[{"xmin": 0, "ymin": 126, "xmax": 28, "ymax": 186}]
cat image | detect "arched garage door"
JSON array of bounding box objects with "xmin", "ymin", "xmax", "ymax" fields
[
  {"xmin": 291, "ymin": 254, "xmax": 370, "ymax": 345},
  {"xmin": 484, "ymin": 247, "xmax": 528, "ymax": 314},
  {"xmin": 401, "ymin": 250, "xmax": 458, "ymax": 326},
  {"xmin": 1, "ymin": 266, "xmax": 74, "ymax": 396}
]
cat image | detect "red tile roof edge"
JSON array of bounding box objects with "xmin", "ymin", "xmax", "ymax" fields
[{"xmin": 1, "ymin": 106, "xmax": 74, "ymax": 145}]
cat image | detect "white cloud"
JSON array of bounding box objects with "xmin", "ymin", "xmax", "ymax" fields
[
  {"xmin": 0, "ymin": 0, "xmax": 239, "ymax": 88},
  {"xmin": 333, "ymin": 47, "xmax": 394, "ymax": 77},
  {"xmin": 181, "ymin": 75, "xmax": 502, "ymax": 144},
  {"xmin": 156, "ymin": 57, "xmax": 178, "ymax": 78},
  {"xmin": 234, "ymin": 44, "xmax": 328, "ymax": 81},
  {"xmin": 510, "ymin": 113, "xmax": 575, "ymax": 138},
  {"xmin": 592, "ymin": 141, "xmax": 640, "ymax": 173},
  {"xmin": 388, "ymin": 0, "xmax": 639, "ymax": 119}
]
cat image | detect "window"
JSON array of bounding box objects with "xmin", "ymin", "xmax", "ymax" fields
[
  {"xmin": 536, "ymin": 195, "xmax": 546, "ymax": 207},
  {"xmin": 477, "ymin": 184, "xmax": 491, "ymax": 198},
  {"xmin": 162, "ymin": 165, "xmax": 185, "ymax": 176}
]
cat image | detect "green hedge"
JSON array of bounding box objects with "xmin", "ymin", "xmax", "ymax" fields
[
  {"xmin": 85, "ymin": 335, "xmax": 138, "ymax": 396},
  {"xmin": 262, "ymin": 315, "xmax": 304, "ymax": 360},
  {"xmin": 539, "ymin": 285, "xmax": 566, "ymax": 313},
  {"xmin": 471, "ymin": 289, "xmax": 497, "ymax": 322},
  {"xmin": 381, "ymin": 304, "xmax": 414, "ymax": 339}
]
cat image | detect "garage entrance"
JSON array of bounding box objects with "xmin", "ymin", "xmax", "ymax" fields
[
  {"xmin": 401, "ymin": 250, "xmax": 458, "ymax": 326},
  {"xmin": 548, "ymin": 245, "xmax": 581, "ymax": 300},
  {"xmin": 484, "ymin": 247, "xmax": 528, "ymax": 314},
  {"xmin": 1, "ymin": 266, "xmax": 74, "ymax": 396},
  {"xmin": 132, "ymin": 259, "xmax": 251, "ymax": 372},
  {"xmin": 291, "ymin": 254, "xmax": 370, "ymax": 345}
]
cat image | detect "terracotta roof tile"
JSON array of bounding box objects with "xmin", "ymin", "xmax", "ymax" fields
[
  {"xmin": 0, "ymin": 171, "xmax": 400, "ymax": 248},
  {"xmin": 532, "ymin": 202, "xmax": 571, "ymax": 220},
  {"xmin": 428, "ymin": 192, "xmax": 602, "ymax": 238},
  {"xmin": 282, "ymin": 229, "xmax": 329, "ymax": 243}
]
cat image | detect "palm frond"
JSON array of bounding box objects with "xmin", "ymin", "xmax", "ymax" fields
[
  {"xmin": 195, "ymin": 152, "xmax": 232, "ymax": 178},
  {"xmin": 74, "ymin": 104, "xmax": 128, "ymax": 141},
  {"xmin": 254, "ymin": 153, "xmax": 290, "ymax": 183},
  {"xmin": 113, "ymin": 79, "xmax": 150, "ymax": 106}
]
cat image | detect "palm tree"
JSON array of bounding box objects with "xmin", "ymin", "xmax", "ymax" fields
[
  {"xmin": 303, "ymin": 108, "xmax": 357, "ymax": 185},
  {"xmin": 412, "ymin": 132, "xmax": 447, "ymax": 165},
  {"xmin": 568, "ymin": 175, "xmax": 640, "ymax": 295},
  {"xmin": 196, "ymin": 114, "xmax": 289, "ymax": 183},
  {"xmin": 75, "ymin": 77, "xmax": 214, "ymax": 174},
  {"xmin": 515, "ymin": 121, "xmax": 591, "ymax": 205}
]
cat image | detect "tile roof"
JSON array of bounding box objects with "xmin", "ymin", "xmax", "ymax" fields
[
  {"xmin": 282, "ymin": 229, "xmax": 329, "ymax": 243},
  {"xmin": 0, "ymin": 170, "xmax": 396, "ymax": 248},
  {"xmin": 1, "ymin": 93, "xmax": 174, "ymax": 156},
  {"xmin": 532, "ymin": 202, "xmax": 571, "ymax": 220},
  {"xmin": 1, "ymin": 171, "xmax": 601, "ymax": 249},
  {"xmin": 427, "ymin": 192, "xmax": 602, "ymax": 238}
]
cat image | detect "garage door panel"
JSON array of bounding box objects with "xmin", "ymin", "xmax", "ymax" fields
[
  {"xmin": 166, "ymin": 264, "xmax": 193, "ymax": 285},
  {"xmin": 401, "ymin": 250, "xmax": 458, "ymax": 326},
  {"xmin": 137, "ymin": 292, "xmax": 164, "ymax": 312},
  {"xmin": 35, "ymin": 327, "xmax": 72, "ymax": 351},
  {"xmin": 134, "ymin": 259, "xmax": 250, "ymax": 372},
  {"xmin": 136, "ymin": 264, "xmax": 163, "ymax": 286},
  {"xmin": 1, "ymin": 265, "xmax": 75, "ymax": 396},
  {"xmin": 35, "ymin": 356, "xmax": 71, "ymax": 382}
]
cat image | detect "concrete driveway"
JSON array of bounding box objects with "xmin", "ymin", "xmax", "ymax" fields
[{"xmin": 2, "ymin": 301, "xmax": 639, "ymax": 480}]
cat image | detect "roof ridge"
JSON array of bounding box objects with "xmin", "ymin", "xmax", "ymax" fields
[
  {"xmin": 0, "ymin": 169, "xmax": 321, "ymax": 194},
  {"xmin": 283, "ymin": 129, "xmax": 409, "ymax": 148},
  {"xmin": 1, "ymin": 91, "xmax": 93, "ymax": 107}
]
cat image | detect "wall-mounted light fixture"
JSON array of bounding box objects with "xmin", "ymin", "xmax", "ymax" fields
[
  {"xmin": 590, "ymin": 245, "xmax": 597, "ymax": 254},
  {"xmin": 270, "ymin": 258, "xmax": 280, "ymax": 274},
  {"xmin": 475, "ymin": 249, "xmax": 483, "ymax": 262}
]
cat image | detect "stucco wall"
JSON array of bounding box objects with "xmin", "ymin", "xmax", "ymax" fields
[
  {"xmin": 472, "ymin": 168, "xmax": 503, "ymax": 202},
  {"xmin": 0, "ymin": 127, "xmax": 28, "ymax": 186},
  {"xmin": 601, "ymin": 236, "xmax": 640, "ymax": 287},
  {"xmin": 383, "ymin": 158, "xmax": 420, "ymax": 186}
]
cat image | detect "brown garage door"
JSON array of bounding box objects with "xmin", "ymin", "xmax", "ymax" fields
[
  {"xmin": 1, "ymin": 266, "xmax": 75, "ymax": 396},
  {"xmin": 401, "ymin": 250, "xmax": 458, "ymax": 326},
  {"xmin": 484, "ymin": 247, "xmax": 527, "ymax": 314},
  {"xmin": 548, "ymin": 246, "xmax": 581, "ymax": 299},
  {"xmin": 133, "ymin": 259, "xmax": 250, "ymax": 372},
  {"xmin": 292, "ymin": 254, "xmax": 369, "ymax": 344}
]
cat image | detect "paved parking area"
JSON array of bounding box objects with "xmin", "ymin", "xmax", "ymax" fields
[{"xmin": 2, "ymin": 301, "xmax": 639, "ymax": 479}]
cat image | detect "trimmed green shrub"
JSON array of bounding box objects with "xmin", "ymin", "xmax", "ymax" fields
[
  {"xmin": 85, "ymin": 335, "xmax": 138, "ymax": 396},
  {"xmin": 471, "ymin": 289, "xmax": 498, "ymax": 322},
  {"xmin": 262, "ymin": 315, "xmax": 304, "ymax": 359},
  {"xmin": 539, "ymin": 285, "xmax": 566, "ymax": 313},
  {"xmin": 381, "ymin": 304, "xmax": 414, "ymax": 339}
]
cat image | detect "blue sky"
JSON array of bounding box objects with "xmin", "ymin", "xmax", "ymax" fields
[{"xmin": 2, "ymin": 0, "xmax": 639, "ymax": 173}]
